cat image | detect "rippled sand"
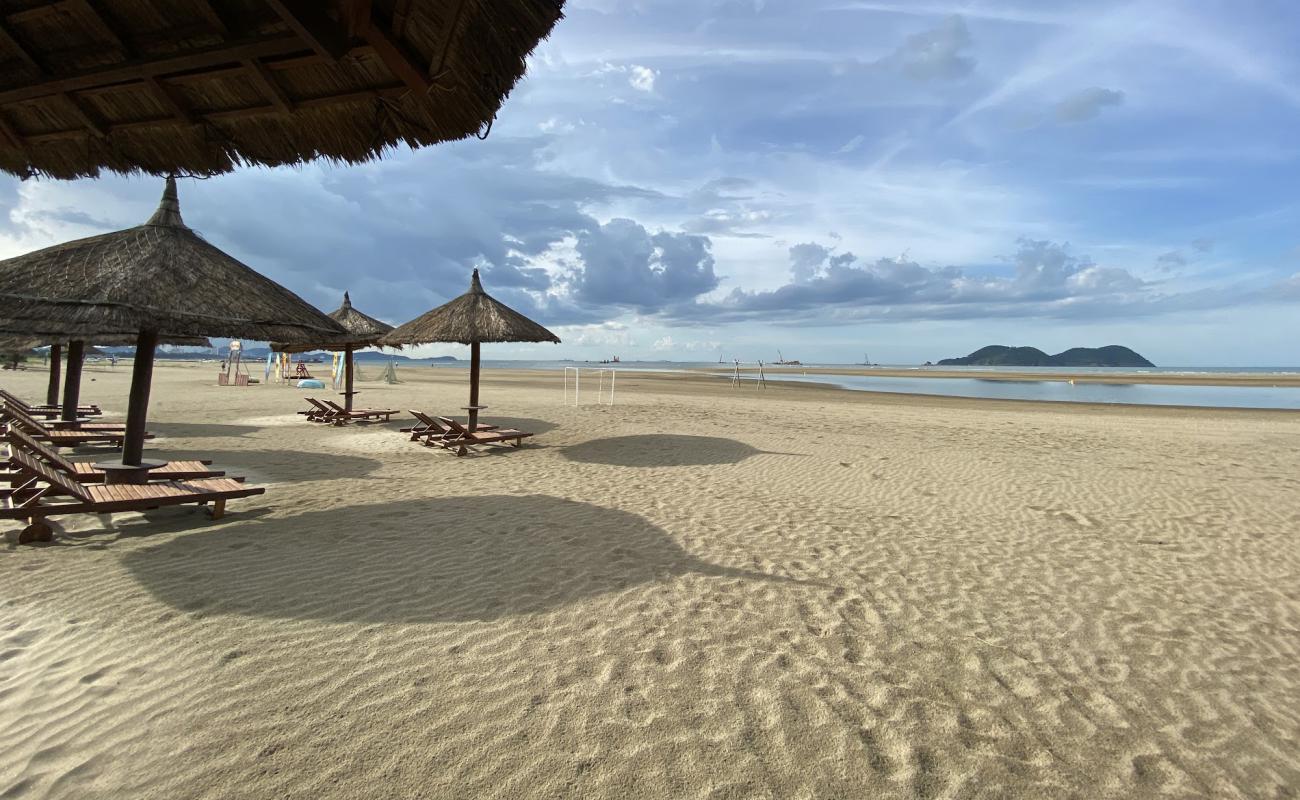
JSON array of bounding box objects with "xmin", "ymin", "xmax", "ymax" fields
[{"xmin": 2, "ymin": 361, "xmax": 1298, "ymax": 799}]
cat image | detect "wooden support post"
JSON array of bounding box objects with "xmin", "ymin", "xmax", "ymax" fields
[
  {"xmin": 468, "ymin": 341, "xmax": 480, "ymax": 431},
  {"xmin": 344, "ymin": 345, "xmax": 355, "ymax": 412},
  {"xmin": 61, "ymin": 340, "xmax": 84, "ymax": 422},
  {"xmin": 121, "ymin": 329, "xmax": 158, "ymax": 466},
  {"xmin": 46, "ymin": 343, "xmax": 61, "ymax": 406}
]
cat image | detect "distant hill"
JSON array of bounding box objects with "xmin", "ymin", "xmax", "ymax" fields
[
  {"xmin": 352, "ymin": 351, "xmax": 417, "ymax": 362},
  {"xmin": 938, "ymin": 345, "xmax": 1154, "ymax": 368}
]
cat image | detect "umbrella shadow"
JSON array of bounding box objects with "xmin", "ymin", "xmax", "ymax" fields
[
  {"xmin": 479, "ymin": 416, "xmax": 559, "ymax": 435},
  {"xmin": 149, "ymin": 422, "xmax": 261, "ymax": 439},
  {"xmin": 122, "ymin": 495, "xmax": 811, "ymax": 624},
  {"xmin": 22, "ymin": 506, "xmax": 278, "ymax": 549},
  {"xmin": 562, "ymin": 434, "xmax": 805, "ymax": 467},
  {"xmin": 182, "ymin": 448, "xmax": 383, "ymax": 483}
]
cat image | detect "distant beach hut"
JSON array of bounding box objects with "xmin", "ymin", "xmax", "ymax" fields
[
  {"xmin": 271, "ymin": 292, "xmax": 395, "ymax": 413},
  {"xmin": 382, "ymin": 269, "xmax": 560, "ymax": 432},
  {"xmin": 0, "ymin": 178, "xmax": 346, "ymax": 481}
]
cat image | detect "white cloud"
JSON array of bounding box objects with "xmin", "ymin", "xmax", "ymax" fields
[{"xmin": 629, "ymin": 65, "xmax": 658, "ymax": 92}]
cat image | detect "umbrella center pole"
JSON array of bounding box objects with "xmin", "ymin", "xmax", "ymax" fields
[
  {"xmin": 120, "ymin": 329, "xmax": 159, "ymax": 469},
  {"xmin": 61, "ymin": 340, "xmax": 85, "ymax": 424},
  {"xmin": 46, "ymin": 343, "xmax": 62, "ymax": 407},
  {"xmin": 468, "ymin": 342, "xmax": 481, "ymax": 431},
  {"xmin": 344, "ymin": 346, "xmax": 355, "ymax": 413}
]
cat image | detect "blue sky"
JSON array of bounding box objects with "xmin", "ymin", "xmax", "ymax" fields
[{"xmin": 2, "ymin": 0, "xmax": 1299, "ymax": 365}]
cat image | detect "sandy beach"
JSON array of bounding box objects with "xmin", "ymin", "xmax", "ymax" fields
[{"xmin": 2, "ymin": 360, "xmax": 1298, "ymax": 799}]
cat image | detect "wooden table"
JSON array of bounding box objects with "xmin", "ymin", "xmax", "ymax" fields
[
  {"xmin": 92, "ymin": 460, "xmax": 168, "ymax": 485},
  {"xmin": 461, "ymin": 405, "xmax": 488, "ymax": 432}
]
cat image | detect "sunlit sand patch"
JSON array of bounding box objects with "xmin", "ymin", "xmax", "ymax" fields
[
  {"xmin": 231, "ymin": 415, "xmax": 305, "ymax": 428},
  {"xmin": 328, "ymin": 429, "xmax": 422, "ymax": 457},
  {"xmin": 1, "ymin": 362, "xmax": 1297, "ymax": 799}
]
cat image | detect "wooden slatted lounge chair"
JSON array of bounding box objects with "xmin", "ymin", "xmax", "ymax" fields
[
  {"xmin": 0, "ymin": 406, "xmax": 148, "ymax": 448},
  {"xmin": 428, "ymin": 417, "xmax": 533, "ymax": 457},
  {"xmin": 1, "ymin": 450, "xmax": 263, "ymax": 544},
  {"xmin": 0, "ymin": 388, "xmax": 101, "ymax": 418},
  {"xmin": 322, "ymin": 399, "xmax": 398, "ymax": 424},
  {"xmin": 0, "ymin": 404, "xmax": 127, "ymax": 432},
  {"xmin": 403, "ymin": 409, "xmax": 499, "ymax": 440},
  {"xmin": 3, "ymin": 428, "xmax": 224, "ymax": 485},
  {"xmin": 302, "ymin": 397, "xmax": 338, "ymax": 423},
  {"xmin": 2, "ymin": 450, "xmax": 249, "ymax": 535}
]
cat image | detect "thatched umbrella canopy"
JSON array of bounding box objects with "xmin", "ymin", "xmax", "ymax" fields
[
  {"xmin": 270, "ymin": 292, "xmax": 395, "ymax": 411},
  {"xmin": 381, "ymin": 269, "xmax": 559, "ymax": 430},
  {"xmin": 0, "ymin": 177, "xmax": 346, "ymax": 478},
  {"xmin": 0, "ymin": 179, "xmax": 347, "ymax": 343},
  {"xmin": 0, "ymin": 1, "xmax": 566, "ymax": 180}
]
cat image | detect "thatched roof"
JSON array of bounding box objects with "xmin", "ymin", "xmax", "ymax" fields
[
  {"xmin": 0, "ymin": 1, "xmax": 566, "ymax": 179},
  {"xmin": 269, "ymin": 290, "xmax": 395, "ymax": 353},
  {"xmin": 381, "ymin": 269, "xmax": 560, "ymax": 346},
  {"xmin": 0, "ymin": 177, "xmax": 348, "ymax": 343},
  {"xmin": 0, "ymin": 334, "xmax": 212, "ymax": 349}
]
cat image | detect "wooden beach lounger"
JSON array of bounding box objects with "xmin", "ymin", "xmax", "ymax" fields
[
  {"xmin": 403, "ymin": 410, "xmax": 498, "ymax": 440},
  {"xmin": 425, "ymin": 417, "xmax": 533, "ymax": 457},
  {"xmin": 0, "ymin": 405, "xmax": 150, "ymax": 448},
  {"xmin": 0, "ymin": 405, "xmax": 127, "ymax": 432},
  {"xmin": 0, "ymin": 388, "xmax": 101, "ymax": 418},
  {"xmin": 3, "ymin": 428, "xmax": 224, "ymax": 485},
  {"xmin": 1, "ymin": 450, "xmax": 263, "ymax": 544},
  {"xmin": 322, "ymin": 399, "xmax": 397, "ymax": 423},
  {"xmin": 302, "ymin": 397, "xmax": 338, "ymax": 423}
]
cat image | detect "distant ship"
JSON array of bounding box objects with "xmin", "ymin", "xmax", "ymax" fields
[
  {"xmin": 598, "ymin": 355, "xmax": 621, "ymax": 364},
  {"xmin": 774, "ymin": 349, "xmax": 801, "ymax": 366}
]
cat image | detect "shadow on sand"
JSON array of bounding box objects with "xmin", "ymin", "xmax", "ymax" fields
[
  {"xmin": 176, "ymin": 448, "xmax": 383, "ymax": 483},
  {"xmin": 123, "ymin": 495, "xmax": 807, "ymax": 623},
  {"xmin": 479, "ymin": 416, "xmax": 559, "ymax": 436},
  {"xmin": 562, "ymin": 434, "xmax": 801, "ymax": 467},
  {"xmin": 38, "ymin": 506, "xmax": 277, "ymax": 549},
  {"xmin": 149, "ymin": 422, "xmax": 262, "ymax": 439}
]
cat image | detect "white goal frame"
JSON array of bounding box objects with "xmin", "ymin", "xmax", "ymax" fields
[{"xmin": 563, "ymin": 367, "xmax": 616, "ymax": 406}]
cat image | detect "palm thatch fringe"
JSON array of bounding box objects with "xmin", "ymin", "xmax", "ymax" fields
[
  {"xmin": 270, "ymin": 291, "xmax": 396, "ymax": 353},
  {"xmin": 0, "ymin": 334, "xmax": 211, "ymax": 350},
  {"xmin": 382, "ymin": 269, "xmax": 560, "ymax": 346},
  {"xmin": 0, "ymin": 1, "xmax": 566, "ymax": 179},
  {"xmin": 0, "ymin": 177, "xmax": 347, "ymax": 344}
]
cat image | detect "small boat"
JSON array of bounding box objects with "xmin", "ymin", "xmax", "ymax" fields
[{"xmin": 774, "ymin": 349, "xmax": 801, "ymax": 366}]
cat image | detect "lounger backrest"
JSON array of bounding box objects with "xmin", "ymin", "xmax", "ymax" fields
[
  {"xmin": 0, "ymin": 404, "xmax": 47, "ymax": 434},
  {"xmin": 9, "ymin": 449, "xmax": 92, "ymax": 500},
  {"xmin": 410, "ymin": 410, "xmax": 443, "ymax": 429},
  {"xmin": 324, "ymin": 400, "xmax": 346, "ymax": 412},
  {"xmin": 306, "ymin": 397, "xmax": 331, "ymax": 412},
  {"xmin": 438, "ymin": 417, "xmax": 470, "ymax": 435},
  {"xmin": 0, "ymin": 388, "xmax": 29, "ymax": 409},
  {"xmin": 5, "ymin": 428, "xmax": 76, "ymax": 473}
]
